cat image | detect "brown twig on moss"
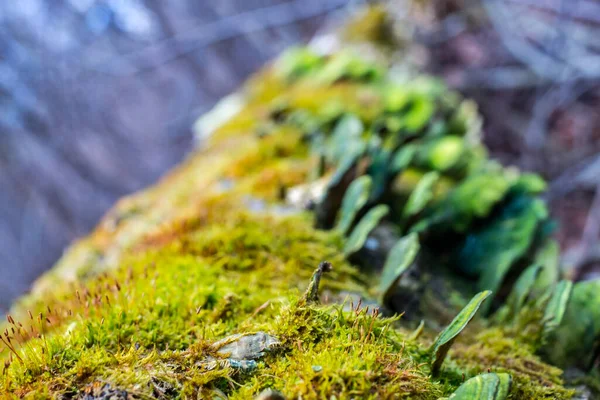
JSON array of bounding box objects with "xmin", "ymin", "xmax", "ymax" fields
[{"xmin": 301, "ymin": 261, "xmax": 333, "ymax": 305}]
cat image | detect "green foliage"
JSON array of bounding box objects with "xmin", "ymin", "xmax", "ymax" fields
[
  {"xmin": 378, "ymin": 233, "xmax": 420, "ymax": 305},
  {"xmin": 401, "ymin": 94, "xmax": 435, "ymax": 133},
  {"xmin": 343, "ymin": 205, "xmax": 389, "ymax": 255},
  {"xmin": 402, "ymin": 171, "xmax": 439, "ymax": 220},
  {"xmin": 512, "ymin": 173, "xmax": 547, "ymax": 194},
  {"xmin": 329, "ymin": 145, "xmax": 364, "ymax": 188},
  {"xmin": 448, "ymin": 373, "xmax": 512, "ymax": 399},
  {"xmin": 1, "ymin": 41, "xmax": 592, "ymax": 399},
  {"xmin": 430, "ymin": 291, "xmax": 491, "ymax": 375},
  {"xmin": 335, "ymin": 176, "xmax": 372, "ymax": 235},
  {"xmin": 411, "ymin": 171, "xmax": 511, "ymax": 234},
  {"xmin": 315, "ymin": 51, "xmax": 384, "ymax": 84},
  {"xmin": 367, "ymin": 139, "xmax": 396, "ymax": 201},
  {"xmin": 542, "ymin": 280, "xmax": 573, "ymax": 340},
  {"xmin": 451, "ymin": 328, "xmax": 575, "ymax": 399},
  {"xmin": 545, "ymin": 280, "xmax": 600, "ymax": 369},
  {"xmin": 503, "ymin": 264, "xmax": 543, "ymax": 321},
  {"xmin": 326, "ymin": 114, "xmax": 364, "ymax": 165},
  {"xmin": 473, "ymin": 197, "xmax": 547, "ymax": 311},
  {"xmin": 274, "ymin": 47, "xmax": 323, "ymax": 80},
  {"xmin": 390, "ymin": 144, "xmax": 417, "ymax": 173},
  {"xmin": 532, "ymin": 239, "xmax": 560, "ymax": 295},
  {"xmin": 415, "ymin": 136, "xmax": 464, "ymax": 172}
]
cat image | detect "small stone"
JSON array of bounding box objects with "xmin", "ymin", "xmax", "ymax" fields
[
  {"xmin": 312, "ymin": 365, "xmax": 323, "ymax": 372},
  {"xmin": 213, "ymin": 332, "xmax": 280, "ymax": 360},
  {"xmin": 150, "ymin": 377, "xmax": 177, "ymax": 399},
  {"xmin": 228, "ymin": 358, "xmax": 258, "ymax": 370}
]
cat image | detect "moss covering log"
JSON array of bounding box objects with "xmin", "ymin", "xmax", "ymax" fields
[{"xmin": 1, "ymin": 7, "xmax": 598, "ymax": 399}]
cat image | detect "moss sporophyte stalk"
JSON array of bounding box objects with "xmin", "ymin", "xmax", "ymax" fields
[{"xmin": 1, "ymin": 12, "xmax": 598, "ymax": 399}]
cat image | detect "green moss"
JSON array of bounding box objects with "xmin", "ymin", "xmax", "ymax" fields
[
  {"xmin": 451, "ymin": 328, "xmax": 575, "ymax": 399},
  {"xmin": 1, "ymin": 206, "xmax": 442, "ymax": 398},
  {"xmin": 0, "ymin": 182, "xmax": 572, "ymax": 398},
  {"xmin": 1, "ymin": 25, "xmax": 582, "ymax": 398}
]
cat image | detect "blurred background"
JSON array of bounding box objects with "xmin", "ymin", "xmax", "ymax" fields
[{"xmin": 0, "ymin": 0, "xmax": 598, "ymax": 311}]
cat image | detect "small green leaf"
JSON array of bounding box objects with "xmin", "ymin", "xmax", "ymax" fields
[
  {"xmin": 511, "ymin": 173, "xmax": 547, "ymax": 194},
  {"xmin": 456, "ymin": 172, "xmax": 510, "ymax": 220},
  {"xmin": 384, "ymin": 86, "xmax": 409, "ymax": 112},
  {"xmin": 274, "ymin": 47, "xmax": 322, "ymax": 79},
  {"xmin": 430, "ymin": 290, "xmax": 492, "ymax": 375},
  {"xmin": 315, "ymin": 147, "xmax": 364, "ymax": 230},
  {"xmin": 378, "ymin": 233, "xmax": 420, "ymax": 304},
  {"xmin": 449, "ymin": 373, "xmax": 512, "ymax": 399},
  {"xmin": 505, "ymin": 264, "xmax": 543, "ymax": 319},
  {"xmin": 409, "ymin": 320, "xmax": 425, "ymax": 340},
  {"xmin": 402, "ymin": 171, "xmax": 439, "ymax": 220},
  {"xmin": 532, "ymin": 239, "xmax": 560, "ymax": 296},
  {"xmin": 328, "ymin": 147, "xmax": 362, "ymax": 188},
  {"xmin": 467, "ymin": 196, "xmax": 545, "ymax": 313},
  {"xmin": 344, "ymin": 205, "xmax": 389, "ymax": 256},
  {"xmin": 423, "ymin": 136, "xmax": 464, "ymax": 172},
  {"xmin": 543, "ymin": 280, "xmax": 573, "ymax": 339},
  {"xmin": 367, "ymin": 145, "xmax": 393, "ymax": 201},
  {"xmin": 402, "ymin": 95, "xmax": 434, "ymax": 132},
  {"xmin": 543, "ymin": 280, "xmax": 600, "ymax": 369},
  {"xmin": 335, "ymin": 176, "xmax": 372, "ymax": 235},
  {"xmin": 326, "ymin": 114, "xmax": 364, "ymax": 165},
  {"xmin": 494, "ymin": 373, "xmax": 512, "ymax": 399},
  {"xmin": 315, "ymin": 51, "xmax": 382, "ymax": 84},
  {"xmin": 411, "ymin": 171, "xmax": 511, "ymax": 234},
  {"xmin": 447, "ymin": 98, "xmax": 482, "ymax": 140},
  {"xmin": 390, "ymin": 144, "xmax": 417, "ymax": 173}
]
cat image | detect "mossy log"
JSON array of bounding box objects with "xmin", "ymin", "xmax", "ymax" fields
[{"xmin": 1, "ymin": 7, "xmax": 599, "ymax": 400}]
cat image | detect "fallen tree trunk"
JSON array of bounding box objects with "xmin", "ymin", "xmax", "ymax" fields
[{"xmin": 2, "ymin": 7, "xmax": 598, "ymax": 399}]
